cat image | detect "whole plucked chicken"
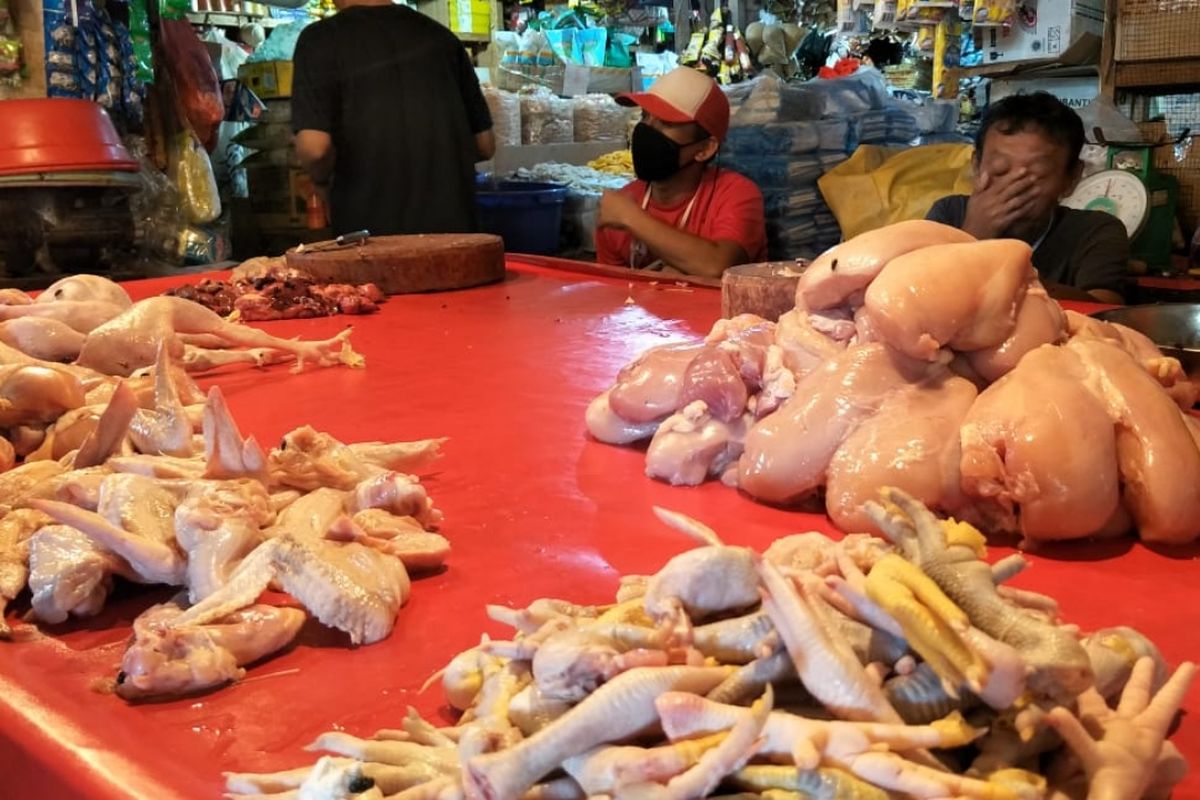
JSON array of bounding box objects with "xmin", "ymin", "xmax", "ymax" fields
[{"xmin": 0, "ymin": 272, "xmax": 367, "ymax": 378}]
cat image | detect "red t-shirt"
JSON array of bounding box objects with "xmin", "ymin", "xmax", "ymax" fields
[{"xmin": 595, "ymin": 167, "xmax": 768, "ymax": 269}]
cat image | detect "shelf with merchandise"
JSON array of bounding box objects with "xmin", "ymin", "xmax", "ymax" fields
[{"xmin": 185, "ymin": 10, "xmax": 290, "ymax": 27}]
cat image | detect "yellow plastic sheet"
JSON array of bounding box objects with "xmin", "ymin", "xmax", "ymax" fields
[{"xmin": 818, "ymin": 143, "xmax": 975, "ymax": 240}]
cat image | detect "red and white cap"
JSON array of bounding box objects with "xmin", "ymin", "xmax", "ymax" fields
[{"xmin": 617, "ymin": 67, "xmax": 730, "ymax": 143}]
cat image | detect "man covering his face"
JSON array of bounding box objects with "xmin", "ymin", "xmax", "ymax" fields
[{"xmin": 926, "ymin": 92, "xmax": 1130, "ymax": 304}]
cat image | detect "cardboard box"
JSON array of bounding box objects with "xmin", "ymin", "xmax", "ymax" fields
[
  {"xmin": 449, "ymin": 0, "xmax": 490, "ymax": 35},
  {"xmin": 988, "ymin": 73, "xmax": 1100, "ymax": 111},
  {"xmin": 977, "ymin": 0, "xmax": 1104, "ymax": 66},
  {"xmin": 238, "ymin": 60, "xmax": 295, "ymax": 100}
]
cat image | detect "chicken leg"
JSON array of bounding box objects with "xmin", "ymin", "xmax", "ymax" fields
[
  {"xmin": 0, "ymin": 299, "xmax": 126, "ymax": 334},
  {"xmin": 0, "ymin": 317, "xmax": 87, "ymax": 362},
  {"xmin": 76, "ymin": 296, "xmax": 363, "ymax": 376}
]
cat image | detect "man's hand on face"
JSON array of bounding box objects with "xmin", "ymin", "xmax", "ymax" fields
[
  {"xmin": 598, "ymin": 190, "xmax": 641, "ymax": 231},
  {"xmin": 962, "ymin": 164, "xmax": 1042, "ymax": 240}
]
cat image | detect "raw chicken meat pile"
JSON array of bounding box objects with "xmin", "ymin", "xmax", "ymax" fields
[
  {"xmin": 0, "ymin": 272, "xmax": 365, "ymax": 475},
  {"xmin": 587, "ymin": 221, "xmax": 1200, "ymax": 546},
  {"xmin": 0, "ymin": 273, "xmax": 450, "ymax": 701},
  {"xmin": 0, "ymin": 272, "xmax": 363, "ymax": 381},
  {"xmin": 166, "ymin": 257, "xmax": 386, "ymax": 321},
  {"xmin": 224, "ymin": 490, "xmax": 1195, "ymax": 800}
]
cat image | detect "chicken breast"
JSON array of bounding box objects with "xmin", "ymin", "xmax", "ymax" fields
[
  {"xmin": 607, "ymin": 343, "xmax": 705, "ymax": 424},
  {"xmin": 797, "ymin": 220, "xmax": 975, "ymax": 311},
  {"xmin": 966, "ymin": 280, "xmax": 1067, "ymax": 383},
  {"xmin": 738, "ymin": 342, "xmax": 939, "ymax": 505},
  {"xmin": 864, "ymin": 239, "xmax": 1034, "ymax": 361},
  {"xmin": 960, "ymin": 345, "xmax": 1123, "ymax": 543},
  {"xmin": 1067, "ymin": 339, "xmax": 1200, "ymax": 544},
  {"xmin": 826, "ymin": 374, "xmax": 978, "ymax": 534}
]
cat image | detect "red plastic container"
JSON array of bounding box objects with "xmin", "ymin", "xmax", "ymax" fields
[{"xmin": 0, "ymin": 99, "xmax": 138, "ymax": 176}]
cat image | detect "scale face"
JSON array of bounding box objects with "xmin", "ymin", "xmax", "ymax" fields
[{"xmin": 1062, "ymin": 168, "xmax": 1150, "ymax": 239}]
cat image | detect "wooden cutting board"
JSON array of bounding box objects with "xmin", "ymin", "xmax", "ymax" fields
[
  {"xmin": 721, "ymin": 261, "xmax": 808, "ymax": 321},
  {"xmin": 285, "ymin": 233, "xmax": 506, "ymax": 295}
]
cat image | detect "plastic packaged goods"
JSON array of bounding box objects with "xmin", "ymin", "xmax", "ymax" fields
[
  {"xmin": 815, "ymin": 117, "xmax": 858, "ymax": 152},
  {"xmin": 246, "ymin": 19, "xmax": 309, "ymax": 62},
  {"xmin": 127, "ymin": 136, "xmax": 186, "ymax": 263},
  {"xmin": 572, "ymin": 94, "xmax": 627, "ymax": 143},
  {"xmin": 726, "ymin": 73, "xmax": 825, "ymax": 125},
  {"xmin": 175, "ymin": 132, "xmax": 222, "ymax": 224},
  {"xmin": 512, "ymin": 161, "xmax": 627, "ymax": 195},
  {"xmin": 0, "ymin": 0, "xmax": 21, "ymax": 85},
  {"xmin": 804, "ymin": 67, "xmax": 889, "ymax": 115},
  {"xmin": 519, "ymin": 86, "xmax": 573, "ymax": 145},
  {"xmin": 483, "ymin": 86, "xmax": 521, "ymax": 147},
  {"xmin": 41, "ymin": 0, "xmax": 145, "ymax": 125},
  {"xmin": 721, "ymin": 153, "xmax": 822, "ymax": 188},
  {"xmin": 495, "ymin": 29, "xmax": 562, "ymax": 92},
  {"xmin": 724, "ymin": 121, "xmax": 820, "ymax": 155},
  {"xmin": 761, "ymin": 185, "xmax": 823, "ymax": 218}
]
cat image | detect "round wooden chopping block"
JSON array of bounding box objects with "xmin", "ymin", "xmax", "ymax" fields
[
  {"xmin": 285, "ymin": 233, "xmax": 506, "ymax": 295},
  {"xmin": 721, "ymin": 261, "xmax": 808, "ymax": 321}
]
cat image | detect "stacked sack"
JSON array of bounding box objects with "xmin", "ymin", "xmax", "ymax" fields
[
  {"xmin": 721, "ymin": 73, "xmax": 839, "ymax": 260},
  {"xmin": 721, "ymin": 69, "xmax": 957, "ymax": 261}
]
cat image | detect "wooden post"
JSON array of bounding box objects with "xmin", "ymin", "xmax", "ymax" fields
[{"xmin": 1099, "ymin": 0, "xmax": 1117, "ymax": 100}]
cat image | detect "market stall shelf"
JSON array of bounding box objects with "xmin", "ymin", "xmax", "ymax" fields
[{"xmin": 0, "ymin": 259, "xmax": 1197, "ymax": 799}]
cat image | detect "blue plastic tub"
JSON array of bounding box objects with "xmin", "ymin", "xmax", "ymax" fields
[{"xmin": 476, "ymin": 180, "xmax": 568, "ymax": 256}]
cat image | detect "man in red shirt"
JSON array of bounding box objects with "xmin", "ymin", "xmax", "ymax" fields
[{"xmin": 594, "ymin": 68, "xmax": 767, "ymax": 278}]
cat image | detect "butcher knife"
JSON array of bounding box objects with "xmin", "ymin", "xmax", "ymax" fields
[{"xmin": 297, "ymin": 230, "xmax": 371, "ymax": 254}]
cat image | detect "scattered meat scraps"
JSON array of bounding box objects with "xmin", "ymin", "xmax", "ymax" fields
[{"xmin": 166, "ymin": 259, "xmax": 384, "ymax": 322}]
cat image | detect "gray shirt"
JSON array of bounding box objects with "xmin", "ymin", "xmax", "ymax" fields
[{"xmin": 925, "ymin": 194, "xmax": 1130, "ymax": 298}]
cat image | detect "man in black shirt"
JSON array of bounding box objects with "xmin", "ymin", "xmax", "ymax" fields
[
  {"xmin": 291, "ymin": 0, "xmax": 495, "ymax": 236},
  {"xmin": 925, "ymin": 92, "xmax": 1129, "ymax": 304}
]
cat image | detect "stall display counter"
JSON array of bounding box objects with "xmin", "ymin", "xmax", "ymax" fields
[{"xmin": 1, "ymin": 257, "xmax": 1197, "ymax": 799}]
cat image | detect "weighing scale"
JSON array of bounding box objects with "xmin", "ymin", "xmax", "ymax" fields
[{"xmin": 1062, "ymin": 138, "xmax": 1181, "ymax": 272}]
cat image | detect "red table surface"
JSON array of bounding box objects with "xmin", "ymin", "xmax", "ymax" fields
[{"xmin": 0, "ymin": 259, "xmax": 1197, "ymax": 800}]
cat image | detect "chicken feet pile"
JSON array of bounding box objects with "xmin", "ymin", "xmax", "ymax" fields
[
  {"xmin": 225, "ymin": 489, "xmax": 1193, "ymax": 800},
  {"xmin": 0, "ymin": 346, "xmax": 449, "ymax": 700},
  {"xmin": 587, "ymin": 221, "xmax": 1200, "ymax": 545}
]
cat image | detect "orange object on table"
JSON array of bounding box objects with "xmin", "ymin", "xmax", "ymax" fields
[{"xmin": 0, "ymin": 257, "xmax": 1196, "ymax": 799}]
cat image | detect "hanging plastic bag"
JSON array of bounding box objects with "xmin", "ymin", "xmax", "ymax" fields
[
  {"xmin": 175, "ymin": 132, "xmax": 223, "ymax": 224},
  {"xmin": 161, "ymin": 19, "xmax": 224, "ymax": 150},
  {"xmin": 817, "ymin": 142, "xmax": 974, "ymax": 239}
]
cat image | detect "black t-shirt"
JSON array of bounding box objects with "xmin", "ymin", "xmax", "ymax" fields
[
  {"xmin": 925, "ymin": 194, "xmax": 1131, "ymax": 298},
  {"xmin": 291, "ymin": 6, "xmax": 492, "ymax": 236}
]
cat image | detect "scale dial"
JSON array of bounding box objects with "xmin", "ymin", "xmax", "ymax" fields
[{"xmin": 1062, "ymin": 168, "xmax": 1149, "ymax": 239}]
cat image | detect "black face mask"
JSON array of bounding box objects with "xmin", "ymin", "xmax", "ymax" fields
[{"xmin": 631, "ymin": 122, "xmax": 707, "ymax": 183}]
